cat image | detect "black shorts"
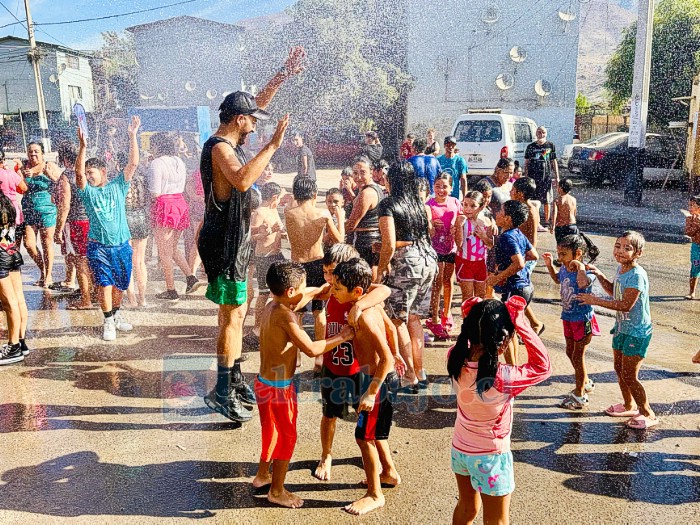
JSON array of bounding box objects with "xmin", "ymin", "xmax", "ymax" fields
[
  {"xmin": 254, "ymin": 252, "xmax": 286, "ymax": 293},
  {"xmin": 0, "ymin": 249, "xmax": 23, "ymax": 279},
  {"xmin": 301, "ymin": 258, "xmax": 325, "ymax": 312},
  {"xmin": 532, "ymin": 178, "xmax": 552, "ymax": 203},
  {"xmin": 321, "ymin": 367, "xmax": 363, "ymax": 419},
  {"xmin": 437, "ymin": 252, "xmax": 456, "ymax": 264},
  {"xmin": 554, "ymin": 224, "xmax": 580, "ymax": 244},
  {"xmin": 355, "ymin": 372, "xmax": 396, "ymax": 441},
  {"xmin": 351, "ymin": 231, "xmax": 381, "ymax": 267},
  {"xmin": 126, "ymin": 209, "xmax": 151, "ymax": 240},
  {"xmin": 501, "ymin": 285, "xmax": 534, "ymax": 306},
  {"xmin": 356, "ymin": 244, "xmax": 380, "ymax": 267}
]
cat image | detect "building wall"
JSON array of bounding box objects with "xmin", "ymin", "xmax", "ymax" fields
[
  {"xmin": 0, "ymin": 41, "xmax": 95, "ymax": 120},
  {"xmin": 405, "ymin": 0, "xmax": 583, "ymax": 151},
  {"xmin": 130, "ymin": 19, "xmax": 244, "ymax": 129}
]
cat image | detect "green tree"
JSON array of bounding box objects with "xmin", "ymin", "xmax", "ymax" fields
[
  {"xmin": 576, "ymin": 93, "xmax": 591, "ymax": 115},
  {"xmin": 605, "ymin": 0, "xmax": 700, "ymax": 128},
  {"xmin": 243, "ymin": 0, "xmax": 413, "ymax": 136}
]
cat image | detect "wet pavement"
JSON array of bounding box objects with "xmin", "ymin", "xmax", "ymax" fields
[{"xmin": 0, "ymin": 170, "xmax": 699, "ymax": 524}]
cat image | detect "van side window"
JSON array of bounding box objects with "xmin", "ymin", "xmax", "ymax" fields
[
  {"xmin": 514, "ymin": 123, "xmax": 532, "ymax": 143},
  {"xmin": 454, "ymin": 120, "xmax": 502, "ymax": 142}
]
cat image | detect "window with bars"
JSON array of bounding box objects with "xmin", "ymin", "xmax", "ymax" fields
[{"xmin": 65, "ymin": 55, "xmax": 80, "ymax": 70}]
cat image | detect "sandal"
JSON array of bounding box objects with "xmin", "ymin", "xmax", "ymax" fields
[
  {"xmin": 604, "ymin": 403, "xmax": 639, "ymax": 418},
  {"xmin": 684, "ymin": 294, "xmax": 696, "ymax": 300},
  {"xmin": 441, "ymin": 314, "xmax": 454, "ymax": 332},
  {"xmin": 560, "ymin": 393, "xmax": 589, "ymax": 410},
  {"xmin": 626, "ymin": 414, "xmax": 659, "ymax": 429},
  {"xmin": 426, "ymin": 320, "xmax": 450, "ymax": 340},
  {"xmin": 584, "ymin": 379, "xmax": 595, "ymax": 393}
]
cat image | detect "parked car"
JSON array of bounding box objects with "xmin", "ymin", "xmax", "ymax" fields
[
  {"xmin": 314, "ymin": 129, "xmax": 363, "ymax": 167},
  {"xmin": 450, "ymin": 113, "xmax": 538, "ymax": 177},
  {"xmin": 560, "ymin": 132, "xmax": 626, "ymax": 170},
  {"xmin": 567, "ymin": 133, "xmax": 685, "ymax": 187}
]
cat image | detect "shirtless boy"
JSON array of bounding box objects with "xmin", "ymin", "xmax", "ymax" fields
[
  {"xmin": 511, "ymin": 177, "xmax": 544, "ymax": 335},
  {"xmin": 250, "ymin": 182, "xmax": 287, "ymax": 334},
  {"xmin": 550, "ymin": 178, "xmax": 579, "ymax": 243},
  {"xmin": 313, "ymin": 244, "xmax": 396, "ymax": 482},
  {"xmin": 331, "ymin": 258, "xmax": 403, "ymax": 515},
  {"xmin": 251, "ymin": 260, "xmax": 353, "ymax": 508},
  {"xmin": 323, "ymin": 188, "xmax": 345, "ymax": 249},
  {"xmin": 285, "ymin": 175, "xmax": 342, "ymax": 367}
]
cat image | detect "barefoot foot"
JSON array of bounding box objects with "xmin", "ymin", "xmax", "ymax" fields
[
  {"xmin": 344, "ymin": 493, "xmax": 385, "ymax": 515},
  {"xmin": 693, "ymin": 350, "xmax": 700, "ymax": 364},
  {"xmin": 314, "ymin": 455, "xmax": 332, "ymax": 481},
  {"xmin": 251, "ymin": 473, "xmax": 272, "ymax": 489},
  {"xmin": 360, "ymin": 471, "xmax": 401, "ymax": 487},
  {"xmin": 267, "ymin": 488, "xmax": 304, "ymax": 508}
]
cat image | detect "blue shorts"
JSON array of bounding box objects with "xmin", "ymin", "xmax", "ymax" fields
[
  {"xmin": 87, "ymin": 240, "xmax": 132, "ymax": 290},
  {"xmin": 451, "ymin": 448, "xmax": 515, "ymax": 496},
  {"xmin": 524, "ymin": 260, "xmax": 537, "ymax": 280},
  {"xmin": 612, "ymin": 331, "xmax": 652, "ymax": 359},
  {"xmin": 691, "ymin": 242, "xmax": 700, "ymax": 279}
]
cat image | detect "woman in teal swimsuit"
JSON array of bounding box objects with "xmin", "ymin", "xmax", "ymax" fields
[{"xmin": 21, "ymin": 142, "xmax": 61, "ymax": 287}]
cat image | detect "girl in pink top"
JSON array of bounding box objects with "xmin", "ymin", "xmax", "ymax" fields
[
  {"xmin": 455, "ymin": 191, "xmax": 495, "ymax": 301},
  {"xmin": 426, "ymin": 173, "xmax": 461, "ymax": 339},
  {"xmin": 447, "ymin": 296, "xmax": 551, "ymax": 524}
]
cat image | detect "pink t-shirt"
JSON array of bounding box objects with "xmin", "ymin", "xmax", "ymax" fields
[
  {"xmin": 427, "ymin": 196, "xmax": 461, "ymax": 255},
  {"xmin": 0, "ymin": 167, "xmax": 24, "ymax": 224},
  {"xmin": 449, "ymin": 297, "xmax": 551, "ymax": 455}
]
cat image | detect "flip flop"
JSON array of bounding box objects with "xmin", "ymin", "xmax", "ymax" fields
[
  {"xmin": 537, "ymin": 324, "xmax": 546, "ymax": 336},
  {"xmin": 626, "ymin": 414, "xmax": 659, "ymax": 429},
  {"xmin": 605, "ymin": 403, "xmax": 639, "ymax": 417},
  {"xmin": 685, "ymin": 294, "xmax": 696, "ymax": 300},
  {"xmin": 67, "ymin": 304, "xmax": 96, "ymax": 310}
]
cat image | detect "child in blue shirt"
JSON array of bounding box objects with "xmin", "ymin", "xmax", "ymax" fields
[
  {"xmin": 543, "ymin": 233, "xmax": 601, "ymax": 410},
  {"xmin": 486, "ymin": 200, "xmax": 538, "ymax": 364},
  {"xmin": 578, "ymin": 231, "xmax": 658, "ymax": 429},
  {"xmin": 76, "ymin": 116, "xmax": 140, "ymax": 342}
]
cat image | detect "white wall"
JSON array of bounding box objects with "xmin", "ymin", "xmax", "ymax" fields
[
  {"xmin": 405, "ymin": 0, "xmax": 583, "ymax": 151},
  {"xmin": 55, "ymin": 51, "xmax": 96, "ymax": 118}
]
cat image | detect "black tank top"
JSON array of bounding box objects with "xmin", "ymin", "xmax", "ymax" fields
[
  {"xmin": 355, "ymin": 183, "xmax": 384, "ymax": 230},
  {"xmin": 197, "ymin": 136, "xmax": 252, "ymax": 282},
  {"xmin": 64, "ymin": 169, "xmax": 89, "ymax": 222}
]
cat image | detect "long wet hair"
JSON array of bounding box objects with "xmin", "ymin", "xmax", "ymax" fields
[
  {"xmin": 0, "ymin": 189, "xmax": 17, "ymax": 229},
  {"xmin": 447, "ymin": 299, "xmax": 515, "ymax": 396},
  {"xmin": 385, "ymin": 161, "xmax": 431, "ymax": 250},
  {"xmin": 557, "ymin": 233, "xmax": 600, "ymax": 263}
]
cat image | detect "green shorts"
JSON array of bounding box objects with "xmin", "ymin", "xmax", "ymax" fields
[
  {"xmin": 612, "ymin": 331, "xmax": 652, "ymax": 358},
  {"xmin": 205, "ymin": 275, "xmax": 248, "ymax": 306}
]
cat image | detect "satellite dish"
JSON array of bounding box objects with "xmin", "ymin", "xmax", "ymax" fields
[
  {"xmin": 184, "ymin": 81, "xmax": 196, "ymax": 92},
  {"xmin": 481, "ymin": 6, "xmax": 501, "ymax": 24},
  {"xmin": 509, "ymin": 46, "xmax": 527, "ymax": 63},
  {"xmin": 58, "ymin": 63, "xmax": 67, "ymax": 73},
  {"xmin": 535, "ymin": 79, "xmax": 553, "ymax": 97},
  {"xmin": 49, "ymin": 74, "xmax": 58, "ymax": 83},
  {"xmin": 206, "ymin": 89, "xmax": 218, "ymax": 100},
  {"xmin": 558, "ymin": 9, "xmax": 576, "ymax": 22},
  {"xmin": 495, "ymin": 73, "xmax": 515, "ymax": 90},
  {"xmin": 157, "ymin": 92, "xmax": 167, "ymax": 101}
]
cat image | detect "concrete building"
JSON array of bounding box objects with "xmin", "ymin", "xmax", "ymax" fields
[
  {"xmin": 126, "ymin": 16, "xmax": 246, "ymax": 129},
  {"xmin": 0, "ymin": 36, "xmax": 95, "ymax": 121},
  {"xmin": 405, "ymin": 0, "xmax": 583, "ymax": 150}
]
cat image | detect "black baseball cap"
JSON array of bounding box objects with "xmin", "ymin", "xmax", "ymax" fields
[
  {"xmin": 444, "ymin": 135, "xmax": 458, "ymax": 145},
  {"xmin": 219, "ymin": 91, "xmax": 271, "ymax": 121}
]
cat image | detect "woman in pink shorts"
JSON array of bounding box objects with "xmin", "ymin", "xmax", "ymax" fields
[
  {"xmin": 455, "ymin": 191, "xmax": 495, "ymax": 301},
  {"xmin": 148, "ymin": 133, "xmax": 201, "ymax": 300}
]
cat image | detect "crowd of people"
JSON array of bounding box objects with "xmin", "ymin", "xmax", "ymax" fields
[{"xmin": 1, "ymin": 45, "xmax": 699, "ymax": 520}]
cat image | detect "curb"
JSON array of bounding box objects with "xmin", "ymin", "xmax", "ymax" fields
[{"xmin": 577, "ymin": 215, "xmax": 688, "ymax": 244}]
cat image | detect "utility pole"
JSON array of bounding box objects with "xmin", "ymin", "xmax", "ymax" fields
[
  {"xmin": 625, "ymin": 0, "xmax": 654, "ymax": 206},
  {"xmin": 23, "ymin": 0, "xmax": 51, "ymax": 152}
]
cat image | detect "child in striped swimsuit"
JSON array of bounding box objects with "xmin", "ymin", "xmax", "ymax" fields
[{"xmin": 455, "ymin": 191, "xmax": 495, "ymax": 301}]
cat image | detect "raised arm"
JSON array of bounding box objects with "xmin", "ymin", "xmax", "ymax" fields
[
  {"xmin": 541, "ymin": 252, "xmax": 560, "ymax": 284},
  {"xmin": 255, "ymin": 46, "xmax": 306, "ymax": 110},
  {"xmin": 124, "ymin": 116, "xmax": 141, "ymax": 182},
  {"xmin": 586, "ymin": 264, "xmax": 613, "ymax": 296},
  {"xmin": 578, "ymin": 287, "xmax": 640, "ymax": 313},
  {"xmin": 324, "ymin": 214, "xmax": 343, "ymax": 244},
  {"xmin": 347, "ymin": 283, "xmax": 392, "ymax": 327},
  {"xmin": 75, "ymin": 128, "xmax": 87, "ymax": 190}
]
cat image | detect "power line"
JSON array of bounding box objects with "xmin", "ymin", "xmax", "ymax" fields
[
  {"xmin": 35, "ymin": 0, "xmax": 202, "ymax": 26},
  {"xmin": 0, "ymin": 0, "xmax": 25, "ymax": 28}
]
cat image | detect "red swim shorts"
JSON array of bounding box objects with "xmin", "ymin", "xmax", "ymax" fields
[
  {"xmin": 562, "ymin": 315, "xmax": 601, "ymax": 342},
  {"xmin": 455, "ymin": 256, "xmax": 488, "ymax": 283}
]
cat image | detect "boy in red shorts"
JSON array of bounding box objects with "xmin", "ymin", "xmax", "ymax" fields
[{"xmin": 251, "ymin": 260, "xmax": 353, "ymax": 508}]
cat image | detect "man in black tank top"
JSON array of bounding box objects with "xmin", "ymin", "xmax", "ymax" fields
[{"xmin": 199, "ymin": 47, "xmax": 306, "ymax": 423}]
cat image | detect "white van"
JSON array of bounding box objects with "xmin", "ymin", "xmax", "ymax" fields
[{"xmin": 450, "ymin": 113, "xmax": 538, "ymax": 177}]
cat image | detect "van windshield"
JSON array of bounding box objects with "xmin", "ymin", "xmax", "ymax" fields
[{"xmin": 454, "ymin": 120, "xmax": 503, "ymax": 142}]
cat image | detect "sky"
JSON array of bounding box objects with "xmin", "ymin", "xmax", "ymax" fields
[{"xmin": 0, "ymin": 0, "xmax": 296, "ymax": 50}]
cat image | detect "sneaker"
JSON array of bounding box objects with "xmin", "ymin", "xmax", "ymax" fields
[
  {"xmin": 19, "ymin": 339, "xmax": 30, "ymax": 356},
  {"xmin": 584, "ymin": 379, "xmax": 596, "ymax": 393},
  {"xmin": 204, "ymin": 390, "xmax": 253, "ymax": 422},
  {"xmin": 417, "ymin": 369, "xmax": 429, "ymax": 390},
  {"xmin": 230, "ymin": 381, "xmax": 256, "ymax": 406},
  {"xmin": 114, "ymin": 311, "xmax": 133, "ymax": 332},
  {"xmin": 560, "ymin": 393, "xmax": 589, "ymax": 410},
  {"xmin": 155, "ymin": 289, "xmax": 179, "ymax": 301},
  {"xmin": 0, "ymin": 344, "xmax": 24, "ymax": 365},
  {"xmin": 185, "ymin": 275, "xmax": 204, "ymax": 294},
  {"xmin": 103, "ymin": 317, "xmax": 117, "ymax": 341}
]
